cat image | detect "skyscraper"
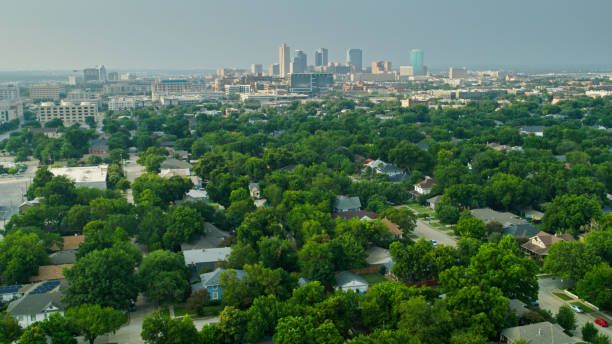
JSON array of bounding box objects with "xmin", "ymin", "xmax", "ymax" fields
[
  {"xmin": 269, "ymin": 64, "xmax": 280, "ymax": 76},
  {"xmin": 410, "ymin": 49, "xmax": 424, "ymax": 75},
  {"xmin": 292, "ymin": 50, "xmax": 307, "ymax": 74},
  {"xmin": 251, "ymin": 64, "xmax": 263, "ymax": 75},
  {"xmin": 315, "ymin": 48, "xmax": 328, "ymax": 67},
  {"xmin": 279, "ymin": 43, "xmax": 291, "ymax": 77},
  {"xmin": 346, "ymin": 49, "xmax": 363, "ymax": 72}
]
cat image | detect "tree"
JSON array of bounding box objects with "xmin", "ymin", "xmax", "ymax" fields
[
  {"xmin": 35, "ymin": 176, "xmax": 77, "ymax": 207},
  {"xmin": 484, "ymin": 173, "xmax": 535, "ymax": 212},
  {"xmin": 396, "ymin": 297, "xmax": 452, "ymax": 343},
  {"xmin": 217, "ymin": 306, "xmax": 247, "ymax": 344},
  {"xmin": 389, "ymin": 239, "xmax": 438, "ymax": 282},
  {"xmin": 65, "ymin": 304, "xmax": 125, "ymax": 344},
  {"xmin": 17, "ymin": 324, "xmax": 46, "ymax": 344},
  {"xmin": 582, "ymin": 322, "xmax": 599, "ymax": 343},
  {"xmin": 64, "ymin": 204, "xmax": 91, "ymax": 232},
  {"xmin": 64, "ymin": 247, "xmax": 140, "ymax": 309},
  {"xmin": 584, "ymin": 230, "xmax": 612, "ymax": 265},
  {"xmin": 186, "ymin": 289, "xmax": 210, "ymax": 316},
  {"xmin": 0, "ymin": 311, "xmax": 22, "ymax": 343},
  {"xmin": 138, "ymin": 250, "xmax": 191, "ymax": 305},
  {"xmin": 244, "ymin": 295, "xmax": 280, "ymax": 343},
  {"xmin": 163, "ymin": 205, "xmax": 203, "ymax": 249},
  {"xmin": 456, "ymin": 212, "xmax": 487, "ymax": 239},
  {"xmin": 380, "ymin": 208, "xmax": 417, "ymax": 233},
  {"xmin": 273, "ymin": 316, "xmax": 311, "ymax": 344},
  {"xmin": 0, "ymin": 231, "xmax": 49, "ymax": 284},
  {"xmin": 435, "ymin": 201, "xmax": 460, "ymax": 224},
  {"xmin": 227, "ymin": 243, "xmax": 257, "ymax": 269},
  {"xmin": 544, "ymin": 241, "xmax": 601, "ymax": 281},
  {"xmin": 576, "ymin": 263, "xmax": 612, "ymax": 310},
  {"xmin": 543, "ymin": 195, "xmax": 602, "ymax": 235},
  {"xmin": 556, "ymin": 305, "xmax": 577, "ymax": 332},
  {"xmin": 39, "ymin": 313, "xmax": 77, "ymax": 344},
  {"xmin": 298, "ymin": 240, "xmax": 336, "ymax": 288},
  {"xmin": 141, "ymin": 311, "xmax": 200, "ymax": 344}
]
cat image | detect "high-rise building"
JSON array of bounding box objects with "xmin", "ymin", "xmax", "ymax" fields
[
  {"xmin": 410, "ymin": 49, "xmax": 425, "ymax": 75},
  {"xmin": 97, "ymin": 65, "xmax": 107, "ymax": 82},
  {"xmin": 0, "ymin": 102, "xmax": 22, "ymax": 124},
  {"xmin": 279, "ymin": 43, "xmax": 291, "ymax": 77},
  {"xmin": 251, "ymin": 64, "xmax": 263, "ymax": 75},
  {"xmin": 0, "ymin": 85, "xmax": 19, "ymax": 101},
  {"xmin": 83, "ymin": 68, "xmax": 99, "ymax": 82},
  {"xmin": 292, "ymin": 50, "xmax": 307, "ymax": 74},
  {"xmin": 108, "ymin": 72, "xmax": 119, "ymax": 81},
  {"xmin": 37, "ymin": 101, "xmax": 99, "ymax": 125},
  {"xmin": 372, "ymin": 61, "xmax": 392, "ymax": 74},
  {"xmin": 346, "ymin": 49, "xmax": 363, "ymax": 72},
  {"xmin": 269, "ymin": 64, "xmax": 280, "ymax": 76},
  {"xmin": 30, "ymin": 84, "xmax": 65, "ymax": 100},
  {"xmin": 449, "ymin": 67, "xmax": 468, "ymax": 79},
  {"xmin": 315, "ymin": 48, "xmax": 328, "ymax": 67},
  {"xmin": 399, "ymin": 66, "xmax": 414, "ymax": 77},
  {"xmin": 289, "ymin": 73, "xmax": 333, "ymax": 94}
]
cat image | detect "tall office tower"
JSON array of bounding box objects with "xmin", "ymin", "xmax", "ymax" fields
[
  {"xmin": 83, "ymin": 68, "xmax": 99, "ymax": 82},
  {"xmin": 97, "ymin": 65, "xmax": 107, "ymax": 82},
  {"xmin": 292, "ymin": 50, "xmax": 307, "ymax": 74},
  {"xmin": 372, "ymin": 61, "xmax": 392, "ymax": 74},
  {"xmin": 269, "ymin": 64, "xmax": 280, "ymax": 76},
  {"xmin": 346, "ymin": 49, "xmax": 363, "ymax": 72},
  {"xmin": 410, "ymin": 49, "xmax": 424, "ymax": 75},
  {"xmin": 315, "ymin": 48, "xmax": 328, "ymax": 67},
  {"xmin": 279, "ymin": 43, "xmax": 291, "ymax": 77},
  {"xmin": 251, "ymin": 64, "xmax": 263, "ymax": 75}
]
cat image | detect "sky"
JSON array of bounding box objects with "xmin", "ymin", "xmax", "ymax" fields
[{"xmin": 1, "ymin": 0, "xmax": 611, "ymax": 71}]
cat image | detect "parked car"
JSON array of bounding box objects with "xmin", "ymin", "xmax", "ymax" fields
[
  {"xmin": 595, "ymin": 318, "xmax": 609, "ymax": 327},
  {"xmin": 430, "ymin": 240, "xmax": 438, "ymax": 247},
  {"xmin": 528, "ymin": 299, "xmax": 539, "ymax": 307},
  {"xmin": 570, "ymin": 305, "xmax": 584, "ymax": 313}
]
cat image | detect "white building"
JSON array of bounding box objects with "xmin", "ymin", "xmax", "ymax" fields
[
  {"xmin": 30, "ymin": 84, "xmax": 64, "ymax": 100},
  {"xmin": 0, "ymin": 101, "xmax": 22, "ymax": 124},
  {"xmin": 151, "ymin": 79, "xmax": 193, "ymax": 101},
  {"xmin": 224, "ymin": 85, "xmax": 252, "ymax": 96},
  {"xmin": 108, "ymin": 96, "xmax": 145, "ymax": 111},
  {"xmin": 7, "ymin": 292, "xmax": 64, "ymax": 328},
  {"xmin": 49, "ymin": 165, "xmax": 108, "ymax": 189},
  {"xmin": 37, "ymin": 101, "xmax": 100, "ymax": 125}
]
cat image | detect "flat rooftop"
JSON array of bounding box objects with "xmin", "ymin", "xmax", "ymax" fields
[{"xmin": 49, "ymin": 165, "xmax": 108, "ymax": 183}]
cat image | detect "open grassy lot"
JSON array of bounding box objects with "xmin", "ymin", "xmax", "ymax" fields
[{"xmin": 360, "ymin": 273, "xmax": 388, "ymax": 285}]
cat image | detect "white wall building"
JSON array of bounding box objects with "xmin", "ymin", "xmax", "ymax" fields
[
  {"xmin": 0, "ymin": 85, "xmax": 19, "ymax": 101},
  {"xmin": 49, "ymin": 165, "xmax": 108, "ymax": 189},
  {"xmin": 37, "ymin": 101, "xmax": 100, "ymax": 125},
  {"xmin": 0, "ymin": 101, "xmax": 22, "ymax": 124}
]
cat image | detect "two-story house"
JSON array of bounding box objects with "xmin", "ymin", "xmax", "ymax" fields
[
  {"xmin": 413, "ymin": 176, "xmax": 435, "ymax": 196},
  {"xmin": 191, "ymin": 268, "xmax": 245, "ymax": 301},
  {"xmin": 7, "ymin": 292, "xmax": 65, "ymax": 328},
  {"xmin": 521, "ymin": 231, "xmax": 574, "ymax": 258}
]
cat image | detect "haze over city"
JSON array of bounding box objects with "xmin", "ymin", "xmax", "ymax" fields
[{"xmin": 1, "ymin": 0, "xmax": 612, "ymax": 71}]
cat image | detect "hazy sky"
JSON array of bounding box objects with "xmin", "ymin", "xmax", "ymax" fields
[{"xmin": 1, "ymin": 0, "xmax": 611, "ymax": 71}]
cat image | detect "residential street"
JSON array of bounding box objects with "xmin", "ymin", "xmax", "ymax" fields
[
  {"xmin": 537, "ymin": 278, "xmax": 612, "ymax": 339},
  {"xmin": 413, "ymin": 219, "xmax": 458, "ymax": 247}
]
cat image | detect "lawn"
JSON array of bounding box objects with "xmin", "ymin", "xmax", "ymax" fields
[
  {"xmin": 407, "ymin": 203, "xmax": 435, "ymax": 215},
  {"xmin": 571, "ymin": 302, "xmax": 596, "ymax": 313},
  {"xmin": 173, "ymin": 306, "xmax": 195, "ymax": 317},
  {"xmin": 174, "ymin": 305, "xmax": 224, "ymax": 317},
  {"xmin": 553, "ymin": 292, "xmax": 573, "ymax": 301},
  {"xmin": 360, "ymin": 273, "xmax": 388, "ymax": 285}
]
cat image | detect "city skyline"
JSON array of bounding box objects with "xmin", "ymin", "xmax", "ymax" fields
[{"xmin": 1, "ymin": 0, "xmax": 612, "ymax": 71}]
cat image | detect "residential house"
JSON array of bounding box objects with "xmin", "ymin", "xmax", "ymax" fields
[
  {"xmin": 335, "ymin": 271, "xmax": 369, "ymax": 294},
  {"xmin": 508, "ymin": 299, "xmax": 529, "ymax": 318},
  {"xmin": 183, "ymin": 247, "xmax": 232, "ymax": 276},
  {"xmin": 0, "ymin": 285, "xmax": 24, "ymax": 303},
  {"xmin": 159, "ymin": 158, "xmax": 192, "ymax": 177},
  {"xmin": 499, "ymin": 322, "xmax": 578, "ymax": 344},
  {"xmin": 334, "ymin": 196, "xmax": 362, "ymax": 213},
  {"xmin": 381, "ymin": 218, "xmax": 403, "ymax": 239},
  {"xmin": 191, "ymin": 268, "xmax": 246, "ymax": 301},
  {"xmin": 363, "ymin": 159, "xmax": 409, "ymax": 182},
  {"xmin": 183, "ymin": 189, "xmax": 208, "ymax": 202},
  {"xmin": 413, "ymin": 176, "xmax": 435, "ymax": 196},
  {"xmin": 49, "ymin": 234, "xmax": 85, "ymax": 252},
  {"xmin": 333, "ymin": 210, "xmax": 379, "ymax": 221},
  {"xmin": 470, "ymin": 208, "xmax": 538, "ymax": 238},
  {"xmin": 8, "ymin": 292, "xmax": 65, "ymax": 328},
  {"xmin": 524, "ymin": 208, "xmax": 544, "ymax": 223},
  {"xmin": 521, "ymin": 231, "xmax": 574, "ymax": 258},
  {"xmin": 29, "ymin": 265, "xmax": 72, "ymax": 283},
  {"xmin": 427, "ymin": 195, "xmax": 442, "ymax": 210},
  {"xmin": 366, "ymin": 246, "xmax": 392, "ymax": 266},
  {"xmin": 88, "ymin": 137, "xmax": 109, "ymax": 155},
  {"xmin": 19, "ymin": 198, "xmax": 40, "ymax": 213},
  {"xmin": 519, "ymin": 125, "xmax": 545, "ymax": 137}
]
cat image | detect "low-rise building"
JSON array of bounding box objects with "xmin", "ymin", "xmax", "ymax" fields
[
  {"xmin": 499, "ymin": 322, "xmax": 578, "ymax": 344},
  {"xmin": 49, "ymin": 165, "xmax": 108, "ymax": 189},
  {"xmin": 30, "ymin": 84, "xmax": 64, "ymax": 100},
  {"xmin": 470, "ymin": 208, "xmax": 539, "ymax": 238},
  {"xmin": 521, "ymin": 231, "xmax": 574, "ymax": 258},
  {"xmin": 29, "ymin": 264, "xmax": 72, "ymax": 283},
  {"xmin": 191, "ymin": 268, "xmax": 246, "ymax": 301},
  {"xmin": 335, "ymin": 271, "xmax": 369, "ymax": 294},
  {"xmin": 413, "ymin": 176, "xmax": 435, "ymax": 196},
  {"xmin": 183, "ymin": 247, "xmax": 232, "ymax": 276},
  {"xmin": 7, "ymin": 292, "xmax": 65, "ymax": 328},
  {"xmin": 334, "ymin": 196, "xmax": 362, "ymax": 213}
]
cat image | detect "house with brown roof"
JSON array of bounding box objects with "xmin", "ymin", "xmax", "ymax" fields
[
  {"xmin": 412, "ymin": 176, "xmax": 435, "ymax": 197},
  {"xmin": 29, "ymin": 265, "xmax": 73, "ymax": 282},
  {"xmin": 381, "ymin": 218, "xmax": 403, "ymax": 239},
  {"xmin": 521, "ymin": 231, "xmax": 574, "ymax": 258},
  {"xmin": 49, "ymin": 235, "xmax": 85, "ymax": 251}
]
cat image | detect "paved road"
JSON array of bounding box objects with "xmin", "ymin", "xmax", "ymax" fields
[
  {"xmin": 538, "ymin": 278, "xmax": 612, "ymax": 339},
  {"xmin": 0, "ymin": 159, "xmax": 38, "ymax": 232},
  {"xmin": 395, "ymin": 205, "xmax": 458, "ymax": 247}
]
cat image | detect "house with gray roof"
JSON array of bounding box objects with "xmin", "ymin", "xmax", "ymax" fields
[
  {"xmin": 191, "ymin": 268, "xmax": 245, "ymax": 301},
  {"xmin": 470, "ymin": 208, "xmax": 538, "ymax": 238},
  {"xmin": 499, "ymin": 322, "xmax": 578, "ymax": 344},
  {"xmin": 334, "ymin": 196, "xmax": 362, "ymax": 213},
  {"xmin": 519, "ymin": 126, "xmax": 545, "ymax": 137},
  {"xmin": 7, "ymin": 291, "xmax": 65, "ymax": 327},
  {"xmin": 334, "ymin": 271, "xmax": 369, "ymax": 294},
  {"xmin": 183, "ymin": 247, "xmax": 232, "ymax": 276}
]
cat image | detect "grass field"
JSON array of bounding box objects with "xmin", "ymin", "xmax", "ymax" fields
[
  {"xmin": 173, "ymin": 306, "xmax": 194, "ymax": 317},
  {"xmin": 360, "ymin": 273, "xmax": 388, "ymax": 285},
  {"xmin": 553, "ymin": 292, "xmax": 573, "ymax": 301},
  {"xmin": 571, "ymin": 302, "xmax": 596, "ymax": 313}
]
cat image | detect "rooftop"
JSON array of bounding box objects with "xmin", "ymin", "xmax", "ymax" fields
[
  {"xmin": 49, "ymin": 165, "xmax": 107, "ymax": 183},
  {"xmin": 7, "ymin": 291, "xmax": 64, "ymax": 316},
  {"xmin": 470, "ymin": 208, "xmax": 524, "ymax": 227},
  {"xmin": 500, "ymin": 322, "xmax": 578, "ymax": 344},
  {"xmin": 49, "ymin": 235, "xmax": 85, "ymax": 251},
  {"xmin": 334, "ymin": 196, "xmax": 362, "ymax": 212},
  {"xmin": 183, "ymin": 247, "xmax": 232, "ymax": 266},
  {"xmin": 192, "ymin": 268, "xmax": 245, "ymax": 291},
  {"xmin": 29, "ymin": 264, "xmax": 72, "ymax": 282}
]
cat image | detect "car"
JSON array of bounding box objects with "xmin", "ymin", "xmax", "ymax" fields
[
  {"xmin": 430, "ymin": 240, "xmax": 438, "ymax": 247},
  {"xmin": 595, "ymin": 318, "xmax": 608, "ymax": 327},
  {"xmin": 528, "ymin": 299, "xmax": 539, "ymax": 307},
  {"xmin": 570, "ymin": 305, "xmax": 584, "ymax": 313}
]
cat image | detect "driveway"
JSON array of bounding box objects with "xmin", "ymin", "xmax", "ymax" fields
[{"xmin": 538, "ymin": 278, "xmax": 612, "ymax": 339}]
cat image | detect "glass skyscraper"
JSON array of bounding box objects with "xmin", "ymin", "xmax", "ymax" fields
[
  {"xmin": 410, "ymin": 49, "xmax": 424, "ymax": 75},
  {"xmin": 346, "ymin": 48, "xmax": 363, "ymax": 72}
]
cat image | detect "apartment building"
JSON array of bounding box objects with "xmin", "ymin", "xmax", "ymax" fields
[
  {"xmin": 37, "ymin": 101, "xmax": 99, "ymax": 125},
  {"xmin": 30, "ymin": 84, "xmax": 65, "ymax": 100}
]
